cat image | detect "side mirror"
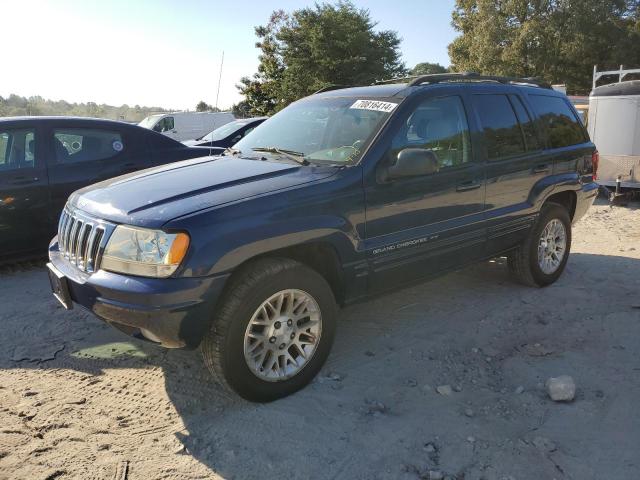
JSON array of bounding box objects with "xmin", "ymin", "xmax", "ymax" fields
[{"xmin": 387, "ymin": 148, "xmax": 438, "ymax": 180}]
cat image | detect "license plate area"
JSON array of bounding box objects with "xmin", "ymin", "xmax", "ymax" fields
[{"xmin": 47, "ymin": 262, "xmax": 73, "ymax": 310}]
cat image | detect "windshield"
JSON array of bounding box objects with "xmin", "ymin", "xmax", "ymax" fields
[
  {"xmin": 138, "ymin": 114, "xmax": 163, "ymax": 129},
  {"xmin": 201, "ymin": 120, "xmax": 248, "ymax": 142},
  {"xmin": 235, "ymin": 96, "xmax": 397, "ymax": 164}
]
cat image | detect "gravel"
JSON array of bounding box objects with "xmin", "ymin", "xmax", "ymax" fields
[{"xmin": 1, "ymin": 201, "xmax": 639, "ymax": 479}]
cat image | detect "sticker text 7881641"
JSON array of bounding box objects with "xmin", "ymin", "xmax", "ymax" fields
[{"xmin": 349, "ymin": 99, "xmax": 398, "ymax": 113}]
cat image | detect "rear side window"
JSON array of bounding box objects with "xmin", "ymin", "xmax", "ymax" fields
[
  {"xmin": 54, "ymin": 129, "xmax": 124, "ymax": 164},
  {"xmin": 528, "ymin": 95, "xmax": 586, "ymax": 148},
  {"xmin": 0, "ymin": 129, "xmax": 36, "ymax": 171},
  {"xmin": 509, "ymin": 95, "xmax": 540, "ymax": 151},
  {"xmin": 474, "ymin": 94, "xmax": 524, "ymax": 160}
]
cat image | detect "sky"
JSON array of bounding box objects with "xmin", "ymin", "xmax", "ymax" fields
[{"xmin": 1, "ymin": 0, "xmax": 458, "ymax": 111}]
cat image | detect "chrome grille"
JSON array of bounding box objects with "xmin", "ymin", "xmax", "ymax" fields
[{"xmin": 57, "ymin": 207, "xmax": 112, "ymax": 273}]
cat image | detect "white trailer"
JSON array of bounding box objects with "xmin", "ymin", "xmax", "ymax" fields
[
  {"xmin": 138, "ymin": 112, "xmax": 235, "ymax": 142},
  {"xmin": 589, "ymin": 67, "xmax": 640, "ymax": 194}
]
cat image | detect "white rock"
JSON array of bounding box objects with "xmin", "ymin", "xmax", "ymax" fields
[
  {"xmin": 423, "ymin": 442, "xmax": 436, "ymax": 453},
  {"xmin": 436, "ymin": 385, "xmax": 453, "ymax": 396},
  {"xmin": 546, "ymin": 375, "xmax": 576, "ymax": 402}
]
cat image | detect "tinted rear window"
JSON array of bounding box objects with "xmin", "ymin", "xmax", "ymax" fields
[
  {"xmin": 509, "ymin": 94, "xmax": 540, "ymax": 151},
  {"xmin": 529, "ymin": 95, "xmax": 586, "ymax": 148},
  {"xmin": 474, "ymin": 94, "xmax": 524, "ymax": 160}
]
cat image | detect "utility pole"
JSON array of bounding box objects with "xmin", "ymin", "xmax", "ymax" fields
[{"xmin": 215, "ymin": 50, "xmax": 224, "ymax": 111}]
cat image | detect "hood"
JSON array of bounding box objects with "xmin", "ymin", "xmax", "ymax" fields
[{"xmin": 69, "ymin": 156, "xmax": 338, "ymax": 227}]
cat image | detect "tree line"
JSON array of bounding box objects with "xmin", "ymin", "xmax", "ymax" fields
[{"xmin": 0, "ymin": 94, "xmax": 170, "ymax": 122}]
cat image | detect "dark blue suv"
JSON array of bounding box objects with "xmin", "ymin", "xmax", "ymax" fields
[{"xmin": 47, "ymin": 74, "xmax": 598, "ymax": 401}]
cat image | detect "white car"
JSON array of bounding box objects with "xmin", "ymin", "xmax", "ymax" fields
[{"xmin": 138, "ymin": 112, "xmax": 235, "ymax": 142}]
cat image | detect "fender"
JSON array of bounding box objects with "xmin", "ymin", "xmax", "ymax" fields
[
  {"xmin": 528, "ymin": 172, "xmax": 582, "ymax": 209},
  {"xmin": 166, "ymin": 168, "xmax": 367, "ymax": 278}
]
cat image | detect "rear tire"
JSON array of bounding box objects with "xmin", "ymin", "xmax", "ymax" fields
[
  {"xmin": 201, "ymin": 258, "xmax": 337, "ymax": 402},
  {"xmin": 508, "ymin": 203, "xmax": 572, "ymax": 287}
]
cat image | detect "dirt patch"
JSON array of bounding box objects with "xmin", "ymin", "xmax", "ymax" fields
[{"xmin": 1, "ymin": 200, "xmax": 639, "ymax": 479}]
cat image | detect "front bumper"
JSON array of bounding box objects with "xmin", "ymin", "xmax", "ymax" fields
[{"xmin": 48, "ymin": 238, "xmax": 229, "ymax": 349}]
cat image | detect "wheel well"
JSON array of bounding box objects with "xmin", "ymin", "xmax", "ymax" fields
[
  {"xmin": 232, "ymin": 243, "xmax": 345, "ymax": 304},
  {"xmin": 544, "ymin": 191, "xmax": 577, "ymax": 220}
]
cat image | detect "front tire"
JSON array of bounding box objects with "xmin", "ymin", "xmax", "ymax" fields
[
  {"xmin": 201, "ymin": 258, "xmax": 337, "ymax": 402},
  {"xmin": 508, "ymin": 203, "xmax": 572, "ymax": 287}
]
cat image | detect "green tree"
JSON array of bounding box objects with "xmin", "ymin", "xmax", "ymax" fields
[
  {"xmin": 239, "ymin": 2, "xmax": 406, "ymax": 115},
  {"xmin": 231, "ymin": 100, "xmax": 252, "ymax": 118},
  {"xmin": 196, "ymin": 100, "xmax": 213, "ymax": 112},
  {"xmin": 448, "ymin": 0, "xmax": 640, "ymax": 93},
  {"xmin": 411, "ymin": 62, "xmax": 448, "ymax": 75}
]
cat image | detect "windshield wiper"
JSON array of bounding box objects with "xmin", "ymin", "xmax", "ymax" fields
[{"xmin": 251, "ymin": 147, "xmax": 309, "ymax": 165}]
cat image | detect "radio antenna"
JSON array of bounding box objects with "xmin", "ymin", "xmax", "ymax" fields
[
  {"xmin": 215, "ymin": 50, "xmax": 224, "ymax": 111},
  {"xmin": 210, "ymin": 50, "xmax": 224, "ymax": 157}
]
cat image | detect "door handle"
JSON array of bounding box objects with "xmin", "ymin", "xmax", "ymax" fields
[
  {"xmin": 533, "ymin": 164, "xmax": 550, "ymax": 174},
  {"xmin": 456, "ymin": 180, "xmax": 481, "ymax": 192},
  {"xmin": 10, "ymin": 176, "xmax": 39, "ymax": 185}
]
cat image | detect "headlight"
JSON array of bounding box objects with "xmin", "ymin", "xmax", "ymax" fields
[{"xmin": 101, "ymin": 225, "xmax": 190, "ymax": 278}]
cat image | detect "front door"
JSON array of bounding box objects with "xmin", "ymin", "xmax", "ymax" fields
[
  {"xmin": 364, "ymin": 94, "xmax": 486, "ymax": 292},
  {"xmin": 153, "ymin": 116, "xmax": 178, "ymax": 140},
  {"xmin": 0, "ymin": 124, "xmax": 51, "ymax": 257}
]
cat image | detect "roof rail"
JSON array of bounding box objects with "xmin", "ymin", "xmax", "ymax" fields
[
  {"xmin": 313, "ymin": 85, "xmax": 352, "ymax": 94},
  {"xmin": 374, "ymin": 75, "xmax": 420, "ymax": 85},
  {"xmin": 406, "ymin": 72, "xmax": 552, "ymax": 89}
]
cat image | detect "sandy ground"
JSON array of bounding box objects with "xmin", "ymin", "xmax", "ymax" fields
[{"xmin": 1, "ymin": 199, "xmax": 639, "ymax": 480}]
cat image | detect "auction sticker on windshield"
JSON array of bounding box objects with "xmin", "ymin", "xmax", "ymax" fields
[{"xmin": 350, "ymin": 99, "xmax": 398, "ymax": 113}]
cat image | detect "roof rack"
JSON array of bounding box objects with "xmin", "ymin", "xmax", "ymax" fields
[
  {"xmin": 313, "ymin": 85, "xmax": 352, "ymax": 94},
  {"xmin": 592, "ymin": 65, "xmax": 640, "ymax": 89},
  {"xmin": 374, "ymin": 75, "xmax": 421, "ymax": 85},
  {"xmin": 406, "ymin": 72, "xmax": 552, "ymax": 89}
]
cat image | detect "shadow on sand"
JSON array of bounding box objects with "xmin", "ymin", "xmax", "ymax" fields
[{"xmin": 2, "ymin": 251, "xmax": 640, "ymax": 479}]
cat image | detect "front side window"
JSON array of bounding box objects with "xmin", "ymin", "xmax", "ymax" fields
[
  {"xmin": 153, "ymin": 117, "xmax": 175, "ymax": 133},
  {"xmin": 389, "ymin": 95, "xmax": 472, "ymax": 170},
  {"xmin": 528, "ymin": 95, "xmax": 586, "ymax": 148},
  {"xmin": 235, "ymin": 97, "xmax": 397, "ymax": 164},
  {"xmin": 0, "ymin": 129, "xmax": 36, "ymax": 171},
  {"xmin": 54, "ymin": 129, "xmax": 124, "ymax": 164},
  {"xmin": 474, "ymin": 94, "xmax": 525, "ymax": 160}
]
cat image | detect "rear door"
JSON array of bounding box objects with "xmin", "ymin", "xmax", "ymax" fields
[
  {"xmin": 46, "ymin": 124, "xmax": 148, "ymax": 218},
  {"xmin": 364, "ymin": 93, "xmax": 486, "ymax": 292},
  {"xmin": 0, "ymin": 123, "xmax": 51, "ymax": 256},
  {"xmin": 472, "ymin": 91, "xmax": 547, "ymax": 253},
  {"xmin": 526, "ymin": 93, "xmax": 592, "ymax": 178}
]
